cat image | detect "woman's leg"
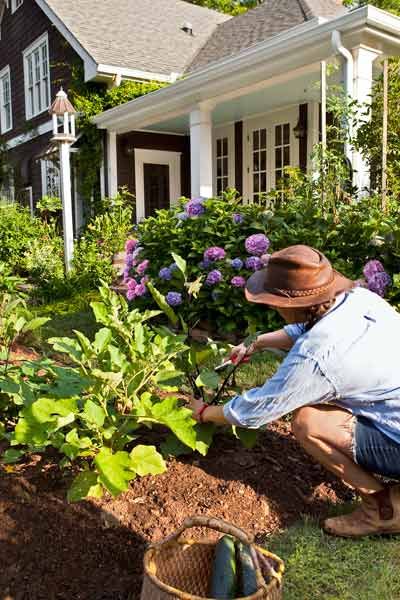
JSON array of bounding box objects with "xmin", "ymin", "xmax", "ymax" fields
[
  {"xmin": 291, "ymin": 405, "xmax": 400, "ymax": 537},
  {"xmin": 291, "ymin": 404, "xmax": 383, "ymax": 494}
]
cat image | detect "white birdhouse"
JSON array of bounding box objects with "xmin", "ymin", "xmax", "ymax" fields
[{"xmin": 50, "ymin": 88, "xmax": 77, "ymax": 140}]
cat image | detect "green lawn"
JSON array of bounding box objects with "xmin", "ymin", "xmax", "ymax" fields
[{"xmin": 268, "ymin": 517, "xmax": 400, "ymax": 600}]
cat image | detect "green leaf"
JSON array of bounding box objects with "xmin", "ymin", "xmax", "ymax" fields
[
  {"xmin": 94, "ymin": 447, "xmax": 136, "ymax": 496},
  {"xmin": 171, "ymin": 252, "xmax": 187, "ymax": 276},
  {"xmin": 195, "ymin": 369, "xmax": 220, "ymax": 390},
  {"xmin": 232, "ymin": 426, "xmax": 259, "ymax": 449},
  {"xmin": 93, "ymin": 328, "xmax": 112, "ymax": 355},
  {"xmin": 1, "ymin": 448, "xmax": 25, "ymax": 464},
  {"xmin": 147, "ymin": 282, "xmax": 178, "ymax": 326},
  {"xmin": 90, "ymin": 301, "xmax": 109, "ymax": 325},
  {"xmin": 130, "ymin": 445, "xmax": 166, "ymax": 476},
  {"xmin": 134, "ymin": 323, "xmax": 145, "ymax": 354},
  {"xmin": 23, "ymin": 317, "xmax": 49, "ymax": 332},
  {"xmin": 150, "ymin": 397, "xmax": 196, "ymax": 449},
  {"xmin": 91, "ymin": 369, "xmax": 123, "ymax": 387},
  {"xmin": 83, "ymin": 399, "xmax": 106, "ymax": 427},
  {"xmin": 194, "ymin": 423, "xmax": 215, "ymax": 456},
  {"xmin": 67, "ymin": 471, "xmax": 103, "ymax": 502},
  {"xmin": 74, "ymin": 330, "xmax": 93, "ymax": 358},
  {"xmin": 14, "ymin": 418, "xmax": 49, "ymax": 446},
  {"xmin": 155, "ymin": 369, "xmax": 184, "ymax": 389},
  {"xmin": 14, "ymin": 316, "xmax": 27, "ymax": 333},
  {"xmin": 24, "ymin": 397, "xmax": 77, "ymax": 424},
  {"xmin": 48, "ymin": 337, "xmax": 83, "ymax": 363},
  {"xmin": 160, "ymin": 433, "xmax": 192, "ymax": 457}
]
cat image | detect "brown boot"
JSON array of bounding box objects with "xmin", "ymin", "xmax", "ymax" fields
[{"xmin": 323, "ymin": 485, "xmax": 400, "ymax": 538}]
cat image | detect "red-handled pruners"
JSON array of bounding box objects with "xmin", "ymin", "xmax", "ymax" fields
[{"xmin": 214, "ymin": 355, "xmax": 251, "ymax": 372}]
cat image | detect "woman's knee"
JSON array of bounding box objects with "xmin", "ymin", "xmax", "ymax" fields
[{"xmin": 291, "ymin": 406, "xmax": 318, "ymax": 444}]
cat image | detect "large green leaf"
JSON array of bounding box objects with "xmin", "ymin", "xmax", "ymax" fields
[
  {"xmin": 90, "ymin": 301, "xmax": 109, "ymax": 325},
  {"xmin": 150, "ymin": 397, "xmax": 196, "ymax": 449},
  {"xmin": 14, "ymin": 418, "xmax": 49, "ymax": 446},
  {"xmin": 130, "ymin": 445, "xmax": 166, "ymax": 476},
  {"xmin": 147, "ymin": 282, "xmax": 178, "ymax": 325},
  {"xmin": 48, "ymin": 337, "xmax": 83, "ymax": 363},
  {"xmin": 194, "ymin": 423, "xmax": 215, "ymax": 456},
  {"xmin": 171, "ymin": 252, "xmax": 187, "ymax": 277},
  {"xmin": 155, "ymin": 369, "xmax": 184, "ymax": 389},
  {"xmin": 232, "ymin": 426, "xmax": 259, "ymax": 449},
  {"xmin": 94, "ymin": 447, "xmax": 136, "ymax": 496},
  {"xmin": 134, "ymin": 323, "xmax": 145, "ymax": 354},
  {"xmin": 23, "ymin": 397, "xmax": 77, "ymax": 424},
  {"xmin": 93, "ymin": 328, "xmax": 112, "ymax": 355},
  {"xmin": 23, "ymin": 317, "xmax": 49, "ymax": 332},
  {"xmin": 67, "ymin": 471, "xmax": 103, "ymax": 503},
  {"xmin": 83, "ymin": 399, "xmax": 106, "ymax": 427},
  {"xmin": 195, "ymin": 369, "xmax": 220, "ymax": 390},
  {"xmin": 1, "ymin": 448, "xmax": 25, "ymax": 464}
]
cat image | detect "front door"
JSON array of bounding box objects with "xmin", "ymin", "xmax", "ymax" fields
[
  {"xmin": 134, "ymin": 149, "xmax": 181, "ymax": 222},
  {"xmin": 143, "ymin": 163, "xmax": 170, "ymax": 217}
]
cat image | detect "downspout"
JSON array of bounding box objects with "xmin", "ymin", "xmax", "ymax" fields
[{"xmin": 331, "ymin": 30, "xmax": 354, "ymax": 166}]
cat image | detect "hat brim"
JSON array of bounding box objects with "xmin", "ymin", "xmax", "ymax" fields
[{"xmin": 245, "ymin": 268, "xmax": 354, "ymax": 308}]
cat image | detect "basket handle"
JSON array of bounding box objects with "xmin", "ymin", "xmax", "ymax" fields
[{"xmin": 164, "ymin": 516, "xmax": 254, "ymax": 546}]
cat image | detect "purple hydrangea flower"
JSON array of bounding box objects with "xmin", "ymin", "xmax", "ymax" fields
[
  {"xmin": 126, "ymin": 253, "xmax": 134, "ymax": 269},
  {"xmin": 185, "ymin": 198, "xmax": 205, "ymax": 217},
  {"xmin": 177, "ymin": 212, "xmax": 189, "ymax": 221},
  {"xmin": 363, "ymin": 259, "xmax": 385, "ymax": 281},
  {"xmin": 166, "ymin": 291, "xmax": 183, "ymax": 306},
  {"xmin": 231, "ymin": 276, "xmax": 246, "ymax": 288},
  {"xmin": 206, "ymin": 269, "xmax": 223, "ymax": 286},
  {"xmin": 245, "ymin": 256, "xmax": 263, "ymax": 271},
  {"xmin": 127, "ymin": 288, "xmax": 136, "ymax": 301},
  {"xmin": 231, "ymin": 258, "xmax": 243, "ymax": 270},
  {"xmin": 159, "ymin": 267, "xmax": 172, "ymax": 281},
  {"xmin": 132, "ymin": 246, "xmax": 143, "ymax": 260},
  {"xmin": 135, "ymin": 283, "xmax": 147, "ymax": 297},
  {"xmin": 125, "ymin": 239, "xmax": 139, "ymax": 254},
  {"xmin": 169, "ymin": 262, "xmax": 179, "ymax": 272},
  {"xmin": 261, "ymin": 253, "xmax": 271, "ymax": 266},
  {"xmin": 204, "ymin": 247, "xmax": 226, "ymax": 262},
  {"xmin": 232, "ymin": 213, "xmax": 244, "ymax": 224},
  {"xmin": 123, "ymin": 267, "xmax": 131, "ymax": 282},
  {"xmin": 127, "ymin": 278, "xmax": 137, "ymax": 290},
  {"xmin": 136, "ymin": 259, "xmax": 149, "ymax": 275},
  {"xmin": 367, "ymin": 271, "xmax": 391, "ymax": 297},
  {"xmin": 199, "ymin": 257, "xmax": 213, "ymax": 270},
  {"xmin": 245, "ymin": 234, "xmax": 270, "ymax": 256}
]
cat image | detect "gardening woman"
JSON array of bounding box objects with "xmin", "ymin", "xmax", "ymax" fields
[{"xmin": 190, "ymin": 245, "xmax": 400, "ymax": 538}]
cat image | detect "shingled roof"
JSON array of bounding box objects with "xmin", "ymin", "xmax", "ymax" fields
[
  {"xmin": 41, "ymin": 0, "xmax": 229, "ymax": 77},
  {"xmin": 187, "ymin": 0, "xmax": 347, "ymax": 73}
]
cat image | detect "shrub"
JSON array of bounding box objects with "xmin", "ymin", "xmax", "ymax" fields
[{"xmin": 0, "ymin": 204, "xmax": 44, "ymax": 270}]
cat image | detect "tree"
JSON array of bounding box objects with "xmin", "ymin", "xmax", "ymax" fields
[{"xmin": 185, "ymin": 0, "xmax": 260, "ymax": 15}]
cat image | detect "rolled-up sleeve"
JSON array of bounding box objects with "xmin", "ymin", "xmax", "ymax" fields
[
  {"xmin": 284, "ymin": 322, "xmax": 306, "ymax": 342},
  {"xmin": 223, "ymin": 351, "xmax": 337, "ymax": 429}
]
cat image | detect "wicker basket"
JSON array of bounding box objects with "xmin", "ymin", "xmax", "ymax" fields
[{"xmin": 140, "ymin": 516, "xmax": 284, "ymax": 600}]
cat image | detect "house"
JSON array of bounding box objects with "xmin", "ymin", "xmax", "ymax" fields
[
  {"xmin": 0, "ymin": 0, "xmax": 227, "ymax": 219},
  {"xmin": 93, "ymin": 1, "xmax": 400, "ymax": 221}
]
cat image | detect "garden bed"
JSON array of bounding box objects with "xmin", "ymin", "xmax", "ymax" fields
[{"xmin": 0, "ymin": 421, "xmax": 353, "ymax": 600}]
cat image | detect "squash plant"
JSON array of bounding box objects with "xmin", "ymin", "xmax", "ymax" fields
[{"xmin": 0, "ymin": 286, "xmax": 213, "ymax": 501}]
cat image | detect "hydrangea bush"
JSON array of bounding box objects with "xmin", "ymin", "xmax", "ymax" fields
[{"xmin": 121, "ymin": 194, "xmax": 400, "ymax": 335}]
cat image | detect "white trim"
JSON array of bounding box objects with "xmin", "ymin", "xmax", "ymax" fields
[
  {"xmin": 96, "ymin": 64, "xmax": 179, "ymax": 84},
  {"xmin": 0, "ymin": 65, "xmax": 12, "ymax": 134},
  {"xmin": 11, "ymin": 0, "xmax": 23, "ymax": 13},
  {"xmin": 134, "ymin": 149, "xmax": 181, "ymax": 222},
  {"xmin": 5, "ymin": 119, "xmax": 53, "ymax": 149},
  {"xmin": 93, "ymin": 5, "xmax": 400, "ymax": 133},
  {"xmin": 107, "ymin": 131, "xmax": 118, "ymax": 198},
  {"xmin": 212, "ymin": 124, "xmax": 235, "ymax": 195},
  {"xmin": 23, "ymin": 32, "xmax": 51, "ymax": 120},
  {"xmin": 34, "ymin": 0, "xmax": 98, "ymax": 82},
  {"xmin": 41, "ymin": 158, "xmax": 60, "ymax": 197}
]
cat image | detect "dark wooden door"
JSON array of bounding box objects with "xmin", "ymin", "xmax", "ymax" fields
[{"xmin": 143, "ymin": 163, "xmax": 170, "ymax": 217}]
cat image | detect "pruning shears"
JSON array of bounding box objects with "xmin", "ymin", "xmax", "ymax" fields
[{"xmin": 214, "ymin": 354, "xmax": 251, "ymax": 372}]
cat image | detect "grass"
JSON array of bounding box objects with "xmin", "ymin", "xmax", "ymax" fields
[
  {"xmin": 33, "ymin": 291, "xmax": 99, "ymax": 351},
  {"xmin": 268, "ymin": 517, "xmax": 400, "ymax": 600}
]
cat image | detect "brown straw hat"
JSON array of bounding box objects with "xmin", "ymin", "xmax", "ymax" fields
[{"xmin": 245, "ymin": 245, "xmax": 354, "ymax": 308}]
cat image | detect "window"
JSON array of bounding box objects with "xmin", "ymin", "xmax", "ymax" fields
[
  {"xmin": 11, "ymin": 0, "xmax": 23, "ymax": 13},
  {"xmin": 23, "ymin": 33, "xmax": 50, "ymax": 119},
  {"xmin": 216, "ymin": 137, "xmax": 229, "ymax": 195},
  {"xmin": 0, "ymin": 167, "xmax": 15, "ymax": 204},
  {"xmin": 41, "ymin": 159, "xmax": 60, "ymax": 198},
  {"xmin": 252, "ymin": 128, "xmax": 267, "ymax": 203},
  {"xmin": 0, "ymin": 66, "xmax": 12, "ymax": 133},
  {"xmin": 274, "ymin": 123, "xmax": 290, "ymax": 187}
]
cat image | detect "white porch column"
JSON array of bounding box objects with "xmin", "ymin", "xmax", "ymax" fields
[
  {"xmin": 190, "ymin": 106, "xmax": 213, "ymax": 198},
  {"xmin": 107, "ymin": 130, "xmax": 118, "ymax": 198},
  {"xmin": 352, "ymin": 46, "xmax": 382, "ymax": 194},
  {"xmin": 59, "ymin": 141, "xmax": 74, "ymax": 272}
]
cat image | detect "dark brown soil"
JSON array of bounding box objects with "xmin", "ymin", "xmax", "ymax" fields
[{"xmin": 0, "ymin": 421, "xmax": 353, "ymax": 600}]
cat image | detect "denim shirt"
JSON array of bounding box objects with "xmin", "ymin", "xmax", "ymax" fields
[{"xmin": 224, "ymin": 288, "xmax": 400, "ymax": 444}]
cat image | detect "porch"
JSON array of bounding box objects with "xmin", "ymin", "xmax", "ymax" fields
[{"xmin": 93, "ymin": 5, "xmax": 400, "ymax": 220}]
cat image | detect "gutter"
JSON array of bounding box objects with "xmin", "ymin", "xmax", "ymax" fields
[{"xmin": 331, "ymin": 30, "xmax": 354, "ymax": 163}]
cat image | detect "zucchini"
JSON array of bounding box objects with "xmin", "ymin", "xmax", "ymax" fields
[
  {"xmin": 209, "ymin": 535, "xmax": 237, "ymax": 599},
  {"xmin": 236, "ymin": 541, "xmax": 258, "ymax": 597}
]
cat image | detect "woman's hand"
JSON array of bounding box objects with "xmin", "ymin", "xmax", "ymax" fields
[
  {"xmin": 189, "ymin": 396, "xmax": 207, "ymax": 422},
  {"xmin": 230, "ymin": 341, "xmax": 256, "ymax": 363}
]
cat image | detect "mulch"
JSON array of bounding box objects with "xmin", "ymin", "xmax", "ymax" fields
[{"xmin": 0, "ymin": 420, "xmax": 354, "ymax": 600}]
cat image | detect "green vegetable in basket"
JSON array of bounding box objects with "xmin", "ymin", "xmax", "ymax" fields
[
  {"xmin": 236, "ymin": 541, "xmax": 258, "ymax": 596},
  {"xmin": 209, "ymin": 535, "xmax": 237, "ymax": 599}
]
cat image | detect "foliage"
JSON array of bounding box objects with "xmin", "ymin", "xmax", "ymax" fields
[
  {"xmin": 186, "ymin": 0, "xmax": 259, "ymax": 15},
  {"xmin": 0, "ymin": 286, "xmax": 215, "ymax": 499},
  {"xmin": 71, "ymin": 189, "xmax": 135, "ymax": 290},
  {"xmin": 0, "ymin": 204, "xmax": 45, "ymax": 270}
]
